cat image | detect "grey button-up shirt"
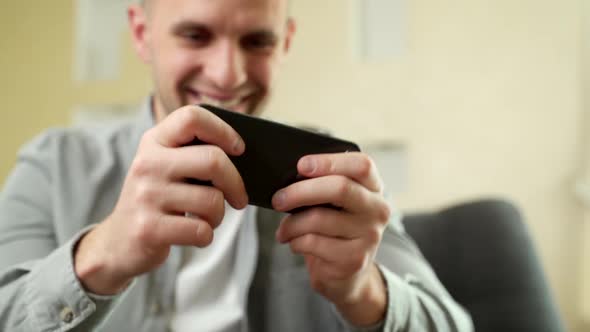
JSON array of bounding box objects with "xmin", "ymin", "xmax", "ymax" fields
[{"xmin": 0, "ymin": 100, "xmax": 473, "ymax": 331}]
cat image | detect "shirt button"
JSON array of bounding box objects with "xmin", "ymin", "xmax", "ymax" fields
[
  {"xmin": 150, "ymin": 301, "xmax": 162, "ymax": 315},
  {"xmin": 60, "ymin": 307, "xmax": 74, "ymax": 324}
]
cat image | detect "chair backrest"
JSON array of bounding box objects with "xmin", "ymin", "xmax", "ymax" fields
[{"xmin": 402, "ymin": 199, "xmax": 565, "ymax": 332}]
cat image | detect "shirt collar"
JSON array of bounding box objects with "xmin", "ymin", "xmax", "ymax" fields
[
  {"xmin": 131, "ymin": 96, "xmax": 156, "ymax": 143},
  {"xmin": 121, "ymin": 96, "xmax": 156, "ymax": 172}
]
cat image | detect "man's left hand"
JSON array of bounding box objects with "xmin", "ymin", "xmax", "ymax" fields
[{"xmin": 272, "ymin": 152, "xmax": 391, "ymax": 327}]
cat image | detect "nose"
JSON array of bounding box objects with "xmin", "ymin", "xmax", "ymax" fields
[{"xmin": 204, "ymin": 40, "xmax": 247, "ymax": 91}]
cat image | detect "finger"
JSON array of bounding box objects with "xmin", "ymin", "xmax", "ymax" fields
[
  {"xmin": 298, "ymin": 153, "xmax": 382, "ymax": 193},
  {"xmin": 160, "ymin": 183, "xmax": 225, "ymax": 229},
  {"xmin": 150, "ymin": 214, "xmax": 214, "ymax": 248},
  {"xmin": 152, "ymin": 105, "xmax": 245, "ymax": 155},
  {"xmin": 304, "ymin": 254, "xmax": 316, "ymax": 272},
  {"xmin": 303, "ymin": 254, "xmax": 349, "ymax": 285},
  {"xmin": 272, "ymin": 175, "xmax": 382, "ymax": 216},
  {"xmin": 275, "ymin": 208, "xmax": 364, "ymax": 243},
  {"xmin": 289, "ymin": 233, "xmax": 367, "ymax": 273},
  {"xmin": 306, "ymin": 254, "xmax": 358, "ymax": 282},
  {"xmin": 166, "ymin": 145, "xmax": 248, "ymax": 209}
]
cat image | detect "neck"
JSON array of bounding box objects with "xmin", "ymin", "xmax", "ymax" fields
[{"xmin": 151, "ymin": 95, "xmax": 167, "ymax": 124}]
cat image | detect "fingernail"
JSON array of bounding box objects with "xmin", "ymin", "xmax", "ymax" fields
[
  {"xmin": 273, "ymin": 191, "xmax": 286, "ymax": 209},
  {"xmin": 301, "ymin": 158, "xmax": 316, "ymax": 174}
]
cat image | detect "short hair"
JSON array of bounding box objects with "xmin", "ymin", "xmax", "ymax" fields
[{"xmin": 140, "ymin": 0, "xmax": 291, "ymax": 14}]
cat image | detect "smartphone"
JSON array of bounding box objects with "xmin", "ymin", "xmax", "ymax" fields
[{"xmin": 187, "ymin": 104, "xmax": 361, "ymax": 211}]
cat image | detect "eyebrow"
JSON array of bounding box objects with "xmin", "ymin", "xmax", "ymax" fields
[
  {"xmin": 170, "ymin": 21, "xmax": 209, "ymax": 35},
  {"xmin": 170, "ymin": 20, "xmax": 280, "ymax": 39},
  {"xmin": 245, "ymin": 29, "xmax": 279, "ymax": 41}
]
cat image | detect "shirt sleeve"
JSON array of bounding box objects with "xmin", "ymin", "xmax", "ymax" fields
[
  {"xmin": 332, "ymin": 211, "xmax": 474, "ymax": 332},
  {"xmin": 0, "ymin": 132, "xmax": 131, "ymax": 331}
]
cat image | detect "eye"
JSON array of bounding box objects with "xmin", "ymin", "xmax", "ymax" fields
[
  {"xmin": 178, "ymin": 28, "xmax": 212, "ymax": 46},
  {"xmin": 241, "ymin": 33, "xmax": 277, "ymax": 52}
]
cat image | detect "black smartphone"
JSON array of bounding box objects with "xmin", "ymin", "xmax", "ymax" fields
[{"xmin": 187, "ymin": 104, "xmax": 361, "ymax": 211}]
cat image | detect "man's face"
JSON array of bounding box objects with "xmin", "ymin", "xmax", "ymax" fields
[{"xmin": 129, "ymin": 0, "xmax": 294, "ymax": 118}]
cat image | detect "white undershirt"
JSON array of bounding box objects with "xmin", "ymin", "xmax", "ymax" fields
[{"xmin": 171, "ymin": 203, "xmax": 254, "ymax": 332}]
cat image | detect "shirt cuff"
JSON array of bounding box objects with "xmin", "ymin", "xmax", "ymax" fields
[
  {"xmin": 330, "ymin": 264, "xmax": 391, "ymax": 332},
  {"xmin": 22, "ymin": 226, "xmax": 133, "ymax": 331},
  {"xmin": 332, "ymin": 305, "xmax": 386, "ymax": 332},
  {"xmin": 380, "ymin": 264, "xmax": 426, "ymax": 331},
  {"xmin": 332, "ymin": 263, "xmax": 428, "ymax": 332}
]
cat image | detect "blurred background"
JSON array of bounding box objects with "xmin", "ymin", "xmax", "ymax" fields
[{"xmin": 0, "ymin": 0, "xmax": 588, "ymax": 331}]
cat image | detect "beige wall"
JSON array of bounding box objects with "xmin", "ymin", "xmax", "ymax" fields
[
  {"xmin": 0, "ymin": 1, "xmax": 151, "ymax": 181},
  {"xmin": 269, "ymin": 0, "xmax": 585, "ymax": 329},
  {"xmin": 0, "ymin": 0, "xmax": 586, "ymax": 330},
  {"xmin": 581, "ymin": 0, "xmax": 590, "ymax": 327}
]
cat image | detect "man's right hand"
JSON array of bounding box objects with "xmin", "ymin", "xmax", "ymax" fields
[{"xmin": 73, "ymin": 105, "xmax": 248, "ymax": 295}]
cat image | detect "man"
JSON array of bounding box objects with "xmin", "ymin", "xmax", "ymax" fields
[{"xmin": 0, "ymin": 0, "xmax": 473, "ymax": 331}]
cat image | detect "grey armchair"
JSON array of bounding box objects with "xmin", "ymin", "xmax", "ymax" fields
[{"xmin": 402, "ymin": 199, "xmax": 565, "ymax": 332}]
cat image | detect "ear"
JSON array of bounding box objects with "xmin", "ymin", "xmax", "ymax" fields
[
  {"xmin": 128, "ymin": 4, "xmax": 152, "ymax": 64},
  {"xmin": 283, "ymin": 18, "xmax": 296, "ymax": 54}
]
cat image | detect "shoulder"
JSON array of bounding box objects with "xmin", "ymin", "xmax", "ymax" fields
[{"xmin": 18, "ymin": 119, "xmax": 139, "ymax": 175}]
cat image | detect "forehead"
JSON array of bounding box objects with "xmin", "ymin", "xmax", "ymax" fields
[{"xmin": 150, "ymin": 0, "xmax": 288, "ymax": 32}]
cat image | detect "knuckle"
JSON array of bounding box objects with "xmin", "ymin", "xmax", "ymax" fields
[
  {"xmin": 130, "ymin": 155, "xmax": 154, "ymax": 178},
  {"xmin": 210, "ymin": 188, "xmax": 225, "ymax": 210},
  {"xmin": 134, "ymin": 183, "xmax": 160, "ymax": 206},
  {"xmin": 336, "ymin": 177, "xmax": 353, "ymax": 197},
  {"xmin": 177, "ymin": 107, "xmax": 201, "ymax": 133},
  {"xmin": 366, "ymin": 226, "xmax": 383, "ymax": 244},
  {"xmin": 306, "ymin": 208, "xmax": 324, "ymax": 223},
  {"xmin": 324, "ymin": 157, "xmax": 335, "ymax": 174},
  {"xmin": 196, "ymin": 222, "xmax": 214, "ymax": 247},
  {"xmin": 375, "ymin": 180, "xmax": 385, "ymax": 194},
  {"xmin": 290, "ymin": 234, "xmax": 317, "ymax": 254},
  {"xmin": 140, "ymin": 129, "xmax": 155, "ymax": 144},
  {"xmin": 205, "ymin": 146, "xmax": 225, "ymax": 173},
  {"xmin": 131, "ymin": 212, "xmax": 155, "ymax": 243},
  {"xmin": 357, "ymin": 155, "xmax": 373, "ymax": 178},
  {"xmin": 180, "ymin": 105, "xmax": 200, "ymax": 122},
  {"xmin": 207, "ymin": 190, "xmax": 225, "ymax": 228},
  {"xmin": 303, "ymin": 233, "xmax": 318, "ymax": 250},
  {"xmin": 376, "ymin": 201, "xmax": 392, "ymax": 224}
]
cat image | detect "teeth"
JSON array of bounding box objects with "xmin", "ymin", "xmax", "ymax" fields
[{"xmin": 201, "ymin": 94, "xmax": 241, "ymax": 109}]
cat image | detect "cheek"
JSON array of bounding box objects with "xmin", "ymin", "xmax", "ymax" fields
[
  {"xmin": 155, "ymin": 48, "xmax": 201, "ymax": 86},
  {"xmin": 249, "ymin": 56, "xmax": 280, "ymax": 91}
]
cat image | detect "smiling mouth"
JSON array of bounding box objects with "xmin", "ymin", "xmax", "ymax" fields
[{"xmin": 185, "ymin": 88, "xmax": 251, "ymax": 110}]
